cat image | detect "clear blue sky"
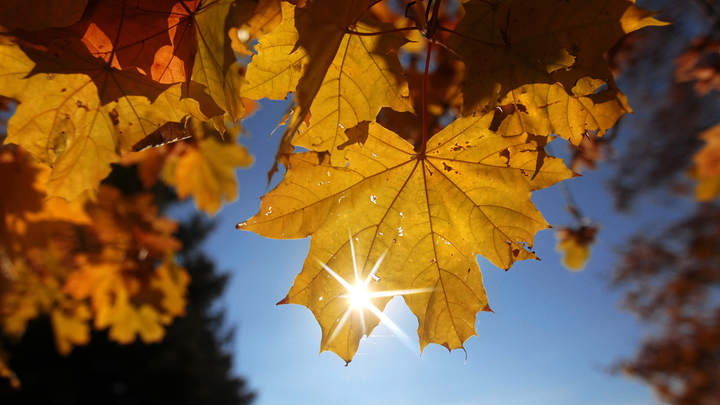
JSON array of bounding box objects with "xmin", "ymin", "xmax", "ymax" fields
[{"xmin": 179, "ymin": 94, "xmax": 692, "ymax": 404}]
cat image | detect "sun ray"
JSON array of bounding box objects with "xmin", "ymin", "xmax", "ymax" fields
[{"xmin": 348, "ymin": 233, "xmax": 366, "ymax": 333}]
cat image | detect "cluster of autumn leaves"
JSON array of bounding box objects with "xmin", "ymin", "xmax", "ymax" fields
[
  {"xmin": 0, "ymin": 0, "xmax": 259, "ymax": 385},
  {"xmin": 0, "ymin": 143, "xmax": 191, "ymax": 387},
  {"xmin": 0, "ymin": 0, "xmax": 672, "ymax": 370}
]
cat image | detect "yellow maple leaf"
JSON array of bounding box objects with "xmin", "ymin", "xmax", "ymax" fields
[
  {"xmin": 164, "ymin": 119, "xmax": 253, "ymax": 215},
  {"xmin": 63, "ymin": 259, "xmax": 122, "ymax": 316},
  {"xmin": 0, "ymin": 148, "xmax": 91, "ymax": 237},
  {"xmin": 0, "ymin": 261, "xmax": 59, "ymax": 337},
  {"xmin": 555, "ymin": 225, "xmax": 599, "ymax": 271},
  {"xmin": 240, "ymin": 1, "xmax": 311, "ymax": 101},
  {"xmin": 103, "ymin": 258, "xmax": 189, "ymax": 344},
  {"xmin": 112, "ymin": 80, "xmax": 226, "ymax": 152},
  {"xmin": 0, "ymin": 45, "xmax": 229, "ymax": 200},
  {"xmin": 51, "ymin": 302, "xmax": 91, "ymax": 355},
  {"xmin": 0, "ymin": 45, "xmax": 116, "ymax": 200},
  {"xmin": 10, "ymin": 0, "xmax": 250, "ymax": 121},
  {"xmin": 494, "ymin": 78, "xmax": 633, "ymax": 146},
  {"xmin": 105, "ymin": 300, "xmax": 166, "ymax": 345},
  {"xmin": 65, "ymin": 254, "xmax": 190, "ymax": 346},
  {"xmin": 0, "ymin": 43, "xmax": 225, "ymax": 200},
  {"xmin": 192, "ymin": 0, "xmax": 250, "ymax": 122},
  {"xmin": 231, "ymin": 0, "xmax": 283, "ymax": 55},
  {"xmin": 293, "ymin": 16, "xmax": 412, "ymax": 165},
  {"xmin": 689, "ymin": 124, "xmax": 720, "ymax": 202},
  {"xmin": 152, "ymin": 260, "xmax": 191, "ymax": 321},
  {"xmin": 238, "ymin": 115, "xmax": 573, "ymax": 362},
  {"xmin": 243, "ymin": 0, "xmax": 407, "ymax": 173},
  {"xmin": 450, "ymin": 0, "xmax": 666, "ymax": 144}
]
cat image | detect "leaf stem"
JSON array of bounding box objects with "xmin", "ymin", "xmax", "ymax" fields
[
  {"xmin": 558, "ymin": 181, "xmax": 587, "ymax": 226},
  {"xmin": 420, "ymin": 41, "xmax": 433, "ymax": 157},
  {"xmin": 427, "ymin": 0, "xmax": 442, "ymax": 38}
]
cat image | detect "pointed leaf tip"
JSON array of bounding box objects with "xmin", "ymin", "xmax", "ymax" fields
[
  {"xmin": 572, "ymin": 172, "xmax": 583, "ymax": 178},
  {"xmin": 482, "ymin": 304, "xmax": 494, "ymax": 313},
  {"xmin": 236, "ymin": 221, "xmax": 247, "ymax": 229},
  {"xmin": 276, "ymin": 295, "xmax": 290, "ymax": 305},
  {"xmin": 441, "ymin": 342, "xmax": 451, "ymax": 352}
]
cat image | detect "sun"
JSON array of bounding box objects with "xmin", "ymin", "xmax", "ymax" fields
[
  {"xmin": 348, "ymin": 283, "xmax": 372, "ymax": 310},
  {"xmin": 318, "ymin": 232, "xmax": 434, "ymax": 348}
]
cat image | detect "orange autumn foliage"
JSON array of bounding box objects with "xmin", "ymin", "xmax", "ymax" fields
[{"xmin": 0, "ymin": 147, "xmax": 189, "ymax": 356}]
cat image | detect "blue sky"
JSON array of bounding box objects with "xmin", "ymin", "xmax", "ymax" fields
[{"xmin": 180, "ymin": 95, "xmax": 693, "ymax": 405}]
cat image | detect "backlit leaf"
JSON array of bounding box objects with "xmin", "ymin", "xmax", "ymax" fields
[
  {"xmin": 493, "ymin": 78, "xmax": 632, "ymax": 145},
  {"xmin": 239, "ymin": 115, "xmax": 573, "ymax": 361},
  {"xmin": 192, "ymin": 0, "xmax": 249, "ymax": 121},
  {"xmin": 12, "ymin": 0, "xmax": 247, "ymax": 119},
  {"xmin": 0, "ymin": 43, "xmax": 223, "ymax": 200},
  {"xmin": 242, "ymin": 1, "xmax": 309, "ymax": 101},
  {"xmin": 243, "ymin": 0, "xmax": 404, "ymax": 175},
  {"xmin": 450, "ymin": 0, "xmax": 666, "ymax": 144},
  {"xmin": 12, "ymin": 0, "xmax": 197, "ymax": 84},
  {"xmin": 293, "ymin": 17, "xmax": 412, "ymax": 165},
  {"xmin": 0, "ymin": 46, "xmax": 117, "ymax": 200}
]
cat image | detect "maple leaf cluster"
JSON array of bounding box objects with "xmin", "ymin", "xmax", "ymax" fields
[
  {"xmin": 235, "ymin": 0, "xmax": 664, "ymax": 362},
  {"xmin": 0, "ymin": 147, "xmax": 189, "ymax": 376},
  {"xmin": 0, "ymin": 0, "xmax": 256, "ymax": 203},
  {"xmin": 0, "ymin": 0, "xmax": 665, "ymax": 368},
  {"xmin": 0, "ymin": 0, "xmax": 257, "ymax": 382}
]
